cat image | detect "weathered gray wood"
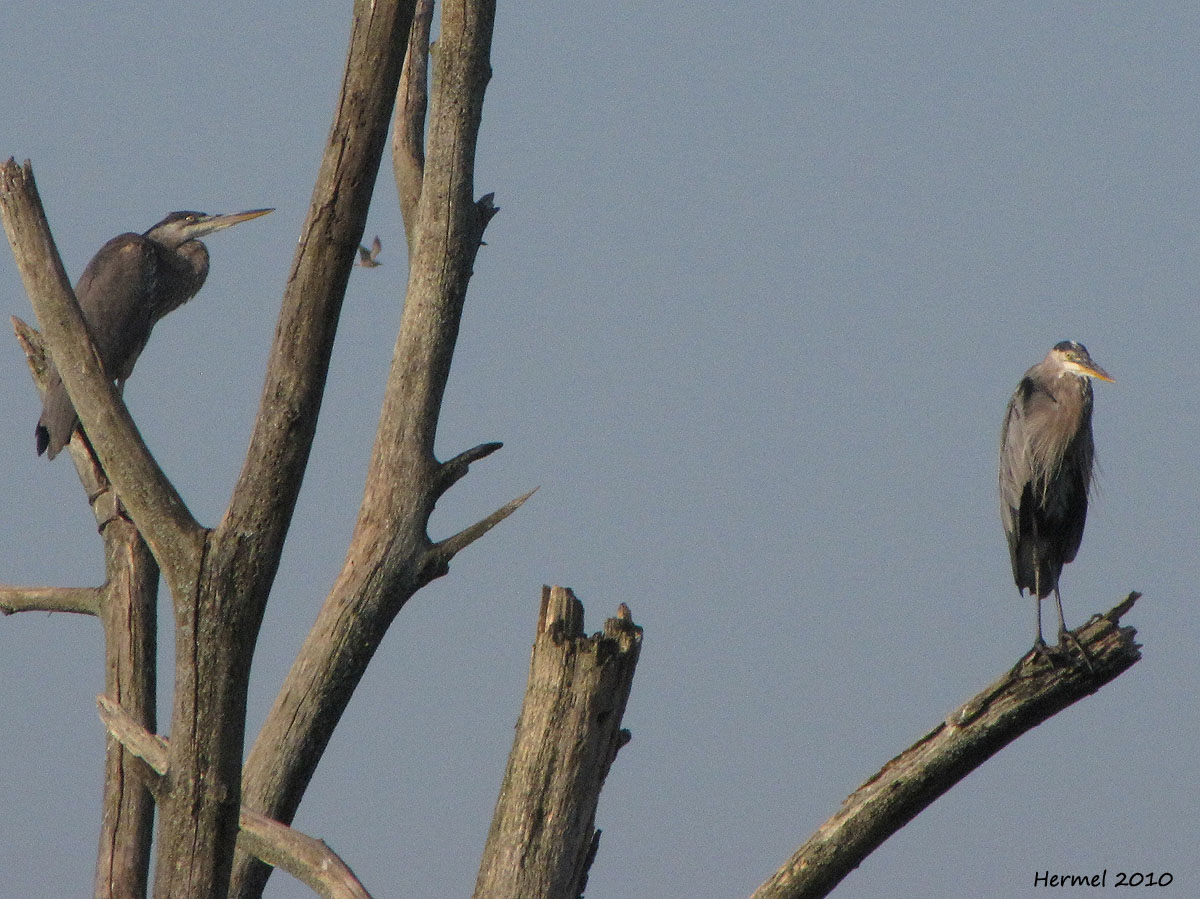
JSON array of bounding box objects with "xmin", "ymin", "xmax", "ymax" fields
[
  {"xmin": 94, "ymin": 524, "xmax": 158, "ymax": 899},
  {"xmin": 98, "ymin": 697, "xmax": 371, "ymax": 899},
  {"xmin": 148, "ymin": 2, "xmax": 418, "ymax": 896},
  {"xmin": 394, "ymin": 0, "xmax": 433, "ymax": 249},
  {"xmin": 473, "ymin": 587, "xmax": 642, "ymax": 899},
  {"xmin": 231, "ymin": 3, "xmax": 516, "ymax": 897},
  {"xmin": 752, "ymin": 594, "xmax": 1142, "ymax": 899},
  {"xmin": 4, "ymin": 315, "xmax": 159, "ymax": 899}
]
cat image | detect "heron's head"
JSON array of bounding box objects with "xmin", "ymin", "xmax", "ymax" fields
[
  {"xmin": 144, "ymin": 208, "xmax": 273, "ymax": 249},
  {"xmin": 1049, "ymin": 340, "xmax": 1114, "ymax": 383}
]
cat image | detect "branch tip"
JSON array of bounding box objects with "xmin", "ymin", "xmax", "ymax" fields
[
  {"xmin": 437, "ymin": 440, "xmax": 503, "ymax": 493},
  {"xmin": 429, "ymin": 486, "xmax": 537, "ymax": 571}
]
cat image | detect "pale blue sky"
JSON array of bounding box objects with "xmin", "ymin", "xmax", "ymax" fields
[{"xmin": 2, "ymin": 4, "xmax": 1198, "ymax": 898}]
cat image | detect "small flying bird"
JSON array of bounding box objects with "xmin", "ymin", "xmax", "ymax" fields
[
  {"xmin": 357, "ymin": 235, "xmax": 383, "ymax": 267},
  {"xmin": 35, "ymin": 208, "xmax": 273, "ymax": 459},
  {"xmin": 999, "ymin": 340, "xmax": 1114, "ymax": 660}
]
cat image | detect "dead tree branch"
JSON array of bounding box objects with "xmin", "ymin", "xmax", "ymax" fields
[
  {"xmin": 93, "ymin": 524, "xmax": 159, "ymax": 899},
  {"xmin": 8, "ymin": 311, "xmax": 158, "ymax": 899},
  {"xmin": 149, "ymin": 2, "xmax": 418, "ymax": 896},
  {"xmin": 232, "ymin": 3, "xmax": 519, "ymax": 896},
  {"xmin": 752, "ymin": 593, "xmax": 1142, "ymax": 899},
  {"xmin": 473, "ymin": 587, "xmax": 642, "ymax": 899},
  {"xmin": 98, "ymin": 697, "xmax": 370, "ymax": 899},
  {"xmin": 0, "ymin": 585, "xmax": 100, "ymax": 615}
]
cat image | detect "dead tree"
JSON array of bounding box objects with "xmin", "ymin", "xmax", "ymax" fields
[
  {"xmin": 0, "ymin": 1, "xmax": 1142, "ymax": 897},
  {"xmin": 1, "ymin": 0, "xmax": 563, "ymax": 896}
]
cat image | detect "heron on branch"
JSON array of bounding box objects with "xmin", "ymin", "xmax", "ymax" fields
[
  {"xmin": 999, "ymin": 340, "xmax": 1114, "ymax": 659},
  {"xmin": 35, "ymin": 208, "xmax": 273, "ymax": 459}
]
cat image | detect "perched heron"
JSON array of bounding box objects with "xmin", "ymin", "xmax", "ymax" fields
[
  {"xmin": 999, "ymin": 340, "xmax": 1113, "ymax": 655},
  {"xmin": 35, "ymin": 208, "xmax": 273, "ymax": 459}
]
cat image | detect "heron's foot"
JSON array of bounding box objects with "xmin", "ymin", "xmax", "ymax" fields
[
  {"xmin": 1027, "ymin": 638, "xmax": 1067, "ymax": 670},
  {"xmin": 1057, "ymin": 629, "xmax": 1095, "ymax": 673}
]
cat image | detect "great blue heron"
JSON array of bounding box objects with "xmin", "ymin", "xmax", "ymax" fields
[
  {"xmin": 35, "ymin": 208, "xmax": 273, "ymax": 459},
  {"xmin": 999, "ymin": 340, "xmax": 1113, "ymax": 656}
]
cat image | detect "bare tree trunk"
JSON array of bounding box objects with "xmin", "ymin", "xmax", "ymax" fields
[
  {"xmin": 94, "ymin": 523, "xmax": 158, "ymax": 899},
  {"xmin": 5, "ymin": 318, "xmax": 158, "ymax": 899},
  {"xmin": 2, "ymin": 1, "xmax": 416, "ymax": 893},
  {"xmin": 474, "ymin": 587, "xmax": 642, "ymax": 899}
]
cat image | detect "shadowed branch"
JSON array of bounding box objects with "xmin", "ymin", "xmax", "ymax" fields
[
  {"xmin": 394, "ymin": 0, "xmax": 434, "ymax": 248},
  {"xmin": 436, "ymin": 440, "xmax": 504, "ymax": 493}
]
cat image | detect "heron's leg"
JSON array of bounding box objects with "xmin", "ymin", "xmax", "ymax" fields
[
  {"xmin": 1051, "ymin": 586, "xmax": 1068, "ymax": 636},
  {"xmin": 1053, "ymin": 587, "xmax": 1094, "ymax": 672},
  {"xmin": 1032, "ymin": 567, "xmax": 1047, "ymax": 648},
  {"xmin": 1026, "ymin": 567, "xmax": 1069, "ymax": 669}
]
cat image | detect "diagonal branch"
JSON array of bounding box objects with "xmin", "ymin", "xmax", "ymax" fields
[
  {"xmin": 751, "ymin": 593, "xmax": 1143, "ymax": 899},
  {"xmin": 426, "ymin": 486, "xmax": 538, "ymax": 575},
  {"xmin": 0, "ymin": 160, "xmax": 206, "ymax": 593},
  {"xmin": 238, "ymin": 812, "xmax": 372, "ymax": 899},
  {"xmin": 152, "ymin": 5, "xmax": 419, "ymax": 897},
  {"xmin": 436, "ymin": 440, "xmax": 504, "ymax": 493}
]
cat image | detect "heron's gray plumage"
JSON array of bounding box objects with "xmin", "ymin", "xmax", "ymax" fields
[
  {"xmin": 998, "ymin": 340, "xmax": 1112, "ymax": 647},
  {"xmin": 35, "ymin": 208, "xmax": 272, "ymax": 459}
]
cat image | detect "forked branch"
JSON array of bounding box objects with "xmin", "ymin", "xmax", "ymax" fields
[
  {"xmin": 98, "ymin": 696, "xmax": 372, "ymax": 899},
  {"xmin": 233, "ymin": 6, "xmax": 517, "ymax": 898}
]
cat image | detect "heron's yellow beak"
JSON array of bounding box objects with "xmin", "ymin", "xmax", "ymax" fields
[
  {"xmin": 1079, "ymin": 363, "xmax": 1114, "ymax": 383},
  {"xmin": 215, "ymin": 208, "xmax": 274, "ymax": 227}
]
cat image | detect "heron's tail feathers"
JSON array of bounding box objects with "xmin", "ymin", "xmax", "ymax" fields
[{"xmin": 36, "ymin": 376, "xmax": 78, "ymax": 460}]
